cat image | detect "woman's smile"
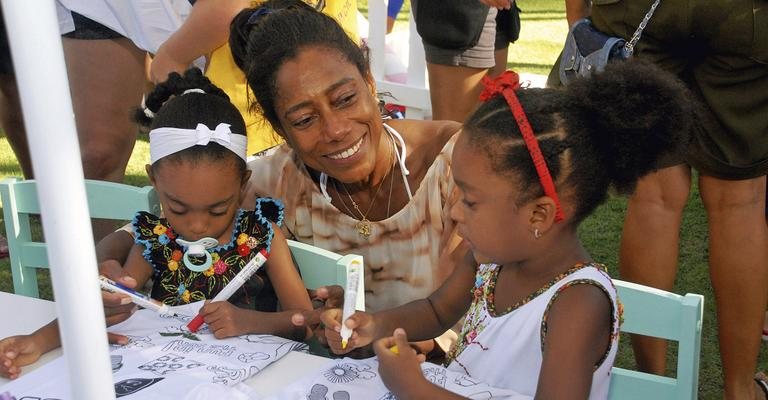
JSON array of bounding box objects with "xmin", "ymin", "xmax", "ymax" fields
[
  {"xmin": 323, "ymin": 133, "xmax": 368, "ymax": 167},
  {"xmin": 326, "ymin": 135, "xmax": 364, "ymax": 160}
]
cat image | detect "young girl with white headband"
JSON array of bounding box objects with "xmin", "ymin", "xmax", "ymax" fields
[{"xmin": 0, "ymin": 69, "xmax": 312, "ymax": 380}]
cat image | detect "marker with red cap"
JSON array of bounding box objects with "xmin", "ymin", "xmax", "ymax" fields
[{"xmin": 186, "ymin": 249, "xmax": 269, "ymax": 332}]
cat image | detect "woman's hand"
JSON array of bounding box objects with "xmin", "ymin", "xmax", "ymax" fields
[
  {"xmin": 373, "ymin": 328, "xmax": 429, "ymax": 396},
  {"xmin": 0, "ymin": 334, "xmax": 47, "ymax": 379},
  {"xmin": 197, "ymin": 301, "xmax": 254, "ymax": 339}
]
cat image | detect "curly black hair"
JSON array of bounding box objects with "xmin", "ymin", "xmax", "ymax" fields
[
  {"xmin": 229, "ymin": 0, "xmax": 369, "ymax": 134},
  {"xmin": 464, "ymin": 60, "xmax": 695, "ymax": 224},
  {"xmin": 135, "ymin": 68, "xmax": 247, "ymax": 173}
]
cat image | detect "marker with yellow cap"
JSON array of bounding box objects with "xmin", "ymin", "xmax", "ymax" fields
[{"xmin": 339, "ymin": 260, "xmax": 362, "ymax": 349}]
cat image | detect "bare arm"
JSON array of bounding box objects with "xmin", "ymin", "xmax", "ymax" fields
[
  {"xmin": 121, "ymin": 244, "xmax": 155, "ymax": 291},
  {"xmin": 323, "ymin": 247, "xmax": 476, "ymax": 354},
  {"xmin": 264, "ymin": 226, "xmax": 313, "ymax": 312},
  {"xmin": 535, "ymin": 283, "xmax": 613, "ymax": 399},
  {"xmin": 199, "ymin": 227, "xmax": 312, "ymax": 341},
  {"xmin": 96, "ymin": 227, "xmax": 143, "ymax": 339},
  {"xmin": 565, "ymin": 0, "xmax": 591, "ymax": 26},
  {"xmin": 150, "ymin": 0, "xmax": 249, "ymax": 82},
  {"xmin": 95, "ymin": 229, "xmax": 134, "ymax": 265},
  {"xmin": 373, "ymin": 329, "xmax": 477, "ymax": 400},
  {"xmin": 373, "ymin": 248, "xmax": 475, "ymax": 341},
  {"xmin": 0, "ymin": 320, "xmax": 61, "ymax": 379}
]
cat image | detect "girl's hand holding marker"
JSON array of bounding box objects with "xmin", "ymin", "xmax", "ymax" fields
[{"xmin": 99, "ymin": 276, "xmax": 175, "ymax": 316}]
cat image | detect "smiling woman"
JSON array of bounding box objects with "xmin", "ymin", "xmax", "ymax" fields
[{"xmin": 230, "ymin": 0, "xmax": 464, "ymax": 321}]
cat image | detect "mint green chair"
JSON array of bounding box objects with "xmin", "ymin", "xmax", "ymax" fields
[
  {"xmin": 287, "ymin": 239, "xmax": 365, "ymax": 312},
  {"xmin": 0, "ymin": 178, "xmax": 160, "ymax": 298},
  {"xmin": 609, "ymin": 279, "xmax": 704, "ymax": 400}
]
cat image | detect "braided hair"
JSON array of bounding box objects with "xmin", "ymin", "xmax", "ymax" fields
[
  {"xmin": 464, "ymin": 60, "xmax": 694, "ymax": 224},
  {"xmin": 135, "ymin": 68, "xmax": 247, "ymax": 172}
]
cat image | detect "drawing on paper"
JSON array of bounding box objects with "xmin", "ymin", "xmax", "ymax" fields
[
  {"xmin": 138, "ymin": 353, "xmax": 205, "ymax": 376},
  {"xmin": 120, "ymin": 335, "xmax": 153, "ymax": 349},
  {"xmin": 206, "ymin": 364, "xmax": 247, "ymax": 384},
  {"xmin": 240, "ymin": 334, "xmax": 308, "ymax": 357},
  {"xmin": 237, "ymin": 352, "xmax": 270, "ymax": 363},
  {"xmin": 0, "ymin": 302, "xmax": 306, "ymax": 399},
  {"xmin": 307, "ymin": 383, "xmax": 351, "ymax": 400},
  {"xmin": 114, "ymin": 377, "xmax": 164, "ymax": 398},
  {"xmin": 161, "ymin": 339, "xmax": 236, "ymax": 356},
  {"xmin": 111, "ymin": 355, "xmax": 123, "ymax": 372},
  {"xmin": 322, "ymin": 362, "xmax": 377, "ymax": 384},
  {"xmin": 453, "ymin": 374, "xmax": 483, "ymax": 387},
  {"xmin": 423, "ymin": 365, "xmax": 447, "ymax": 387}
]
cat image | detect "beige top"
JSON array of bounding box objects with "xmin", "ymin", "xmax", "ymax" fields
[{"xmin": 244, "ymin": 130, "xmax": 459, "ymax": 312}]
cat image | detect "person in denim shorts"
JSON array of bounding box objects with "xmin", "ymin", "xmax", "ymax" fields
[{"xmin": 411, "ymin": 0, "xmax": 498, "ymax": 122}]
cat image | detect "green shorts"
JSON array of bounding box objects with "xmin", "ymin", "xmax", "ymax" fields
[{"xmin": 591, "ymin": 0, "xmax": 768, "ymax": 179}]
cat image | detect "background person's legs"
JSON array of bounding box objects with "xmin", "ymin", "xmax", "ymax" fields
[
  {"xmin": 489, "ymin": 3, "xmax": 521, "ymax": 78},
  {"xmin": 618, "ymin": 164, "xmax": 692, "ymax": 374},
  {"xmin": 415, "ymin": 1, "xmax": 496, "ymax": 122},
  {"xmin": 426, "ymin": 63, "xmax": 487, "ymax": 122},
  {"xmin": 0, "ymin": 74, "xmax": 31, "ymax": 179},
  {"xmin": 62, "ymin": 37, "xmax": 146, "ymax": 240},
  {"xmin": 700, "ymin": 175, "xmax": 768, "ymax": 400}
]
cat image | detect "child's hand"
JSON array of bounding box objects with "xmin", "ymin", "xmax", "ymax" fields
[
  {"xmin": 321, "ymin": 308, "xmax": 375, "ymax": 355},
  {"xmin": 98, "ymin": 259, "xmax": 138, "ymax": 326},
  {"xmin": 0, "ymin": 335, "xmax": 46, "ymax": 379},
  {"xmin": 99, "ymin": 259, "xmax": 139, "ymax": 345},
  {"xmin": 290, "ymin": 285, "xmax": 346, "ymax": 345},
  {"xmin": 197, "ymin": 301, "xmax": 252, "ymax": 339},
  {"xmin": 373, "ymin": 328, "xmax": 428, "ymax": 396}
]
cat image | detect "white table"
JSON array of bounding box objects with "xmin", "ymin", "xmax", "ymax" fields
[{"xmin": 0, "ymin": 291, "xmax": 331, "ymax": 397}]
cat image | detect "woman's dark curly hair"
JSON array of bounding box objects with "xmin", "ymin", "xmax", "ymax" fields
[
  {"xmin": 135, "ymin": 68, "xmax": 247, "ymax": 173},
  {"xmin": 464, "ymin": 60, "xmax": 695, "ymax": 225},
  {"xmin": 229, "ymin": 0, "xmax": 370, "ymax": 134}
]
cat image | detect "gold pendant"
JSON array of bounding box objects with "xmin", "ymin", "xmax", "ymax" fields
[{"xmin": 355, "ymin": 218, "xmax": 372, "ymax": 239}]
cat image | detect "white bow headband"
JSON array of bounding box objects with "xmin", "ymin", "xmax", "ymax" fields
[{"xmin": 149, "ymin": 122, "xmax": 247, "ymax": 164}]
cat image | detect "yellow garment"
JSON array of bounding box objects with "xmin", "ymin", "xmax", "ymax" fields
[{"xmin": 205, "ymin": 0, "xmax": 359, "ymax": 155}]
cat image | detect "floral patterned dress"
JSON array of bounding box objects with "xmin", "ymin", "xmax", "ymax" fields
[
  {"xmin": 133, "ymin": 198, "xmax": 284, "ymax": 311},
  {"xmin": 445, "ymin": 262, "xmax": 621, "ymax": 399}
]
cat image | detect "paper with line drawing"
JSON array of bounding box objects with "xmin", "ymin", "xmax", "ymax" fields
[{"xmin": 0, "ymin": 301, "xmax": 306, "ymax": 399}]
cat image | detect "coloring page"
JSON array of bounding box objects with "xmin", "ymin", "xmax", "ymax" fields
[
  {"xmin": 265, "ymin": 357, "xmax": 531, "ymax": 400},
  {"xmin": 0, "ymin": 301, "xmax": 306, "ymax": 399}
]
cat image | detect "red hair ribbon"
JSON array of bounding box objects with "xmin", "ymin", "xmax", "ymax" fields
[{"xmin": 479, "ymin": 71, "xmax": 565, "ymax": 222}]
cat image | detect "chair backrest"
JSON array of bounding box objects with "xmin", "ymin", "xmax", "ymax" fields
[
  {"xmin": 365, "ymin": 0, "xmax": 431, "ymax": 119},
  {"xmin": 287, "ymin": 239, "xmax": 365, "ymax": 312},
  {"xmin": 608, "ymin": 279, "xmax": 704, "ymax": 400},
  {"xmin": 0, "ymin": 178, "xmax": 160, "ymax": 298}
]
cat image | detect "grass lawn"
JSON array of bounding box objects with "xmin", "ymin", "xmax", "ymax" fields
[{"xmin": 0, "ymin": 1, "xmax": 765, "ymax": 398}]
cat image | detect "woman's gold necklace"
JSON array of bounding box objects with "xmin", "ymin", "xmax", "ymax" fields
[{"xmin": 336, "ymin": 137, "xmax": 395, "ymax": 239}]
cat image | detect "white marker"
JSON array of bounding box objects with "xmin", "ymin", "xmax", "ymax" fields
[
  {"xmin": 187, "ymin": 249, "xmax": 269, "ymax": 332},
  {"xmin": 99, "ymin": 276, "xmax": 174, "ymax": 316},
  {"xmin": 340, "ymin": 260, "xmax": 362, "ymax": 349}
]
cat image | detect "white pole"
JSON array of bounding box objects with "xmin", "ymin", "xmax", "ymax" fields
[
  {"xmin": 1, "ymin": 1, "xmax": 116, "ymax": 399},
  {"xmin": 367, "ymin": 0, "xmax": 386, "ymax": 80}
]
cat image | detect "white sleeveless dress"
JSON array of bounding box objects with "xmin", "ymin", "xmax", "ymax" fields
[{"xmin": 446, "ymin": 263, "xmax": 620, "ymax": 399}]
